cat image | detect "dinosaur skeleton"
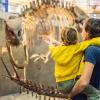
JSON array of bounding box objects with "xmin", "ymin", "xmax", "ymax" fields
[{"xmin": 0, "ymin": 0, "xmax": 88, "ymax": 99}]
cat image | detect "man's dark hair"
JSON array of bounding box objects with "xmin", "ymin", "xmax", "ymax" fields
[{"xmin": 85, "ymin": 18, "xmax": 100, "ymax": 39}]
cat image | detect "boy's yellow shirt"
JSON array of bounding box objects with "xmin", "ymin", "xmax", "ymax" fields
[{"xmin": 49, "ymin": 37, "xmax": 100, "ymax": 82}]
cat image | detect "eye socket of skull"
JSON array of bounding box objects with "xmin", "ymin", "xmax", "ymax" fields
[
  {"xmin": 6, "ymin": 29, "xmax": 20, "ymax": 45},
  {"xmin": 18, "ymin": 29, "xmax": 21, "ymax": 37}
]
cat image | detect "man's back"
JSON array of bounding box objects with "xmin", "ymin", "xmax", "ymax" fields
[
  {"xmin": 84, "ymin": 46, "xmax": 100, "ymax": 89},
  {"xmin": 73, "ymin": 46, "xmax": 100, "ymax": 100}
]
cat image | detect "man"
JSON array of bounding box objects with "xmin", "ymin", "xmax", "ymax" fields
[
  {"xmin": 72, "ymin": 46, "xmax": 100, "ymax": 100},
  {"xmin": 69, "ymin": 18, "xmax": 100, "ymax": 100}
]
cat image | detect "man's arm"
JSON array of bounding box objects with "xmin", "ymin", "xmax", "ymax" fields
[{"xmin": 68, "ymin": 62, "xmax": 94, "ymax": 98}]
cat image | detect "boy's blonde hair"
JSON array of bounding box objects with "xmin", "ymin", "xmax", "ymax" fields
[{"xmin": 61, "ymin": 27, "xmax": 78, "ymax": 45}]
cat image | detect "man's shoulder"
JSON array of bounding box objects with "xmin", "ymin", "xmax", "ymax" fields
[
  {"xmin": 85, "ymin": 46, "xmax": 100, "ymax": 58},
  {"xmin": 86, "ymin": 46, "xmax": 100, "ymax": 52},
  {"xmin": 84, "ymin": 46, "xmax": 100, "ymax": 65}
]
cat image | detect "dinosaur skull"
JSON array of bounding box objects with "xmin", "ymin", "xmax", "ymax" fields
[{"xmin": 5, "ymin": 17, "xmax": 23, "ymax": 46}]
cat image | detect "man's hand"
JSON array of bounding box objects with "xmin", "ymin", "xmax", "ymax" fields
[
  {"xmin": 67, "ymin": 62, "xmax": 95, "ymax": 97},
  {"xmin": 67, "ymin": 93, "xmax": 73, "ymax": 98}
]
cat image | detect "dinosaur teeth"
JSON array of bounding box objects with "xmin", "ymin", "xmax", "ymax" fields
[
  {"xmin": 2, "ymin": 74, "xmax": 69, "ymax": 99},
  {"xmin": 19, "ymin": 86, "xmax": 22, "ymax": 94},
  {"xmin": 15, "ymin": 77, "xmax": 66, "ymax": 98}
]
